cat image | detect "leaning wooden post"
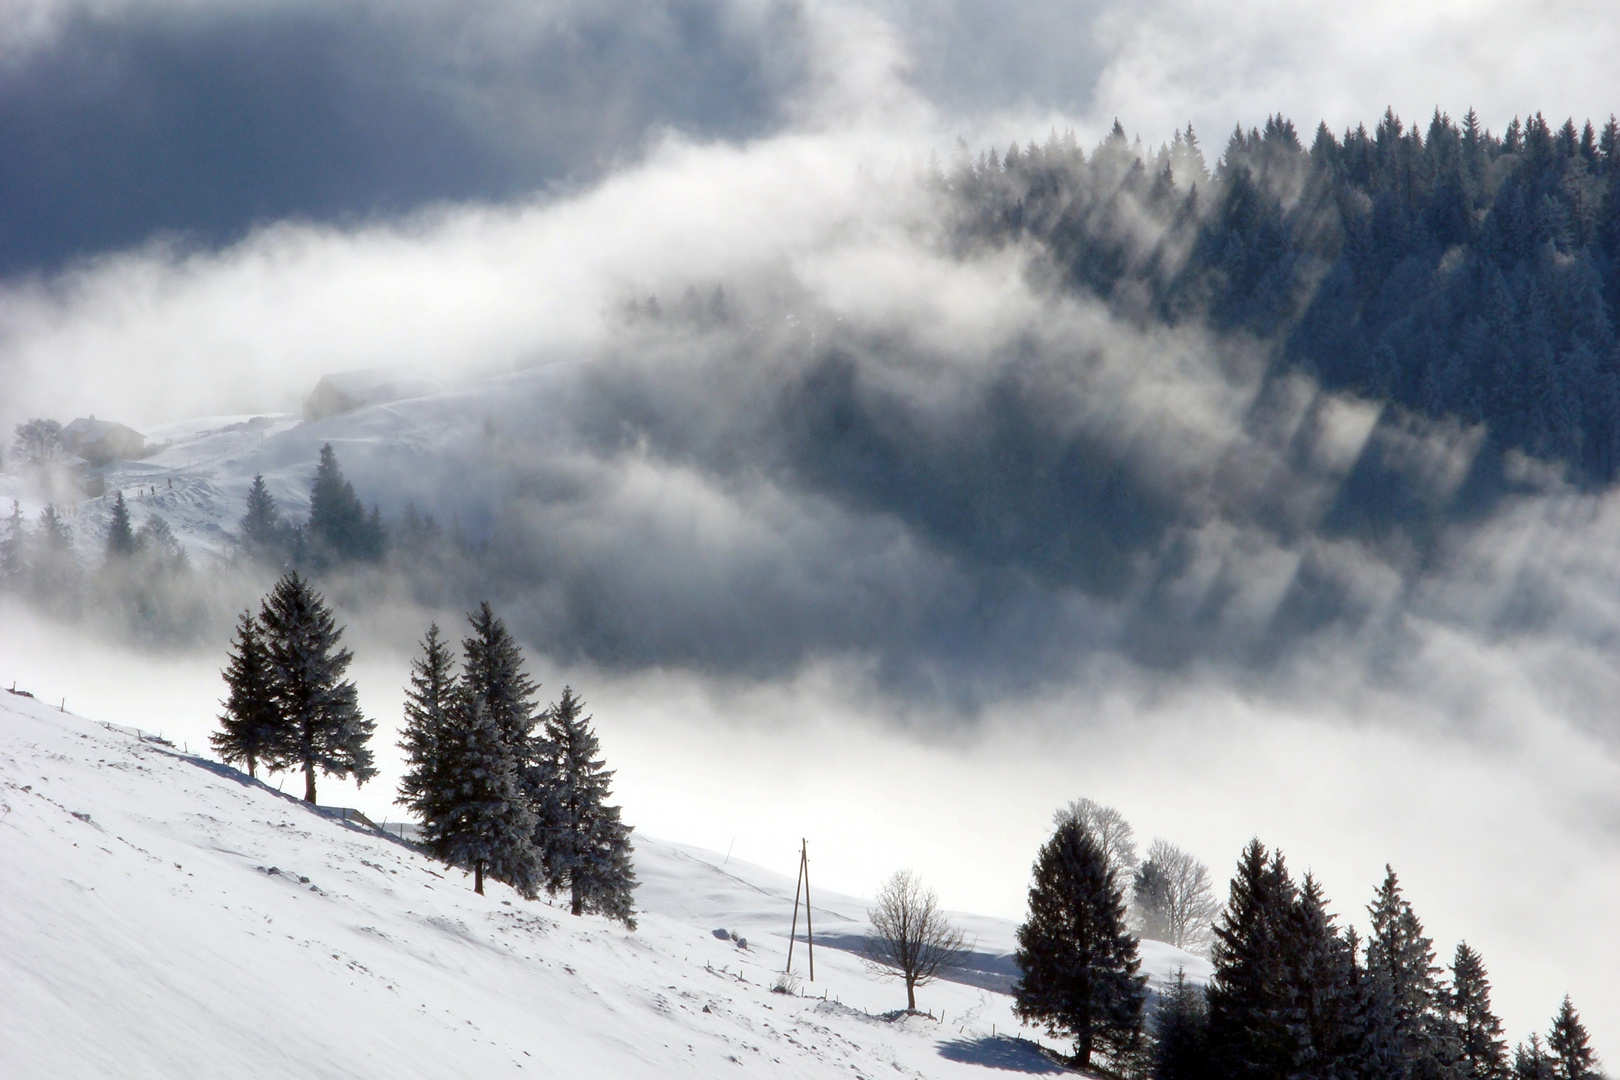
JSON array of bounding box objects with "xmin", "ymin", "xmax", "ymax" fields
[
  {"xmin": 787, "ymin": 841, "xmax": 805, "ymax": 973},
  {"xmin": 803, "ymin": 838, "xmax": 815, "ymax": 982}
]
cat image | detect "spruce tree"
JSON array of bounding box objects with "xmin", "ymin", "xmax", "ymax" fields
[
  {"xmin": 1449, "ymin": 943, "xmax": 1507, "ymax": 1080},
  {"xmin": 238, "ymin": 474, "xmax": 287, "ymax": 564},
  {"xmin": 1206, "ymin": 839, "xmax": 1300, "ymax": 1080},
  {"xmin": 0, "ymin": 501, "xmax": 24, "ymax": 588},
  {"xmin": 460, "ymin": 602, "xmax": 541, "ymax": 750},
  {"xmin": 36, "ymin": 504, "xmax": 69, "ymax": 546},
  {"xmin": 306, "ymin": 444, "xmax": 379, "ymax": 564},
  {"xmin": 1013, "ymin": 816, "xmax": 1146, "ymax": 1069},
  {"xmin": 1515, "ymin": 1036, "xmax": 1556, "ymax": 1080},
  {"xmin": 28, "ymin": 504, "xmax": 80, "ymax": 608},
  {"xmin": 257, "ymin": 572, "xmax": 375, "ymax": 803},
  {"xmin": 211, "ymin": 610, "xmax": 282, "ymax": 778},
  {"xmin": 459, "ymin": 601, "xmax": 549, "ymax": 829},
  {"xmin": 1545, "ymin": 998, "xmax": 1599, "ymax": 1080},
  {"xmin": 1363, "ymin": 867, "xmax": 1455, "ymax": 1080},
  {"xmin": 538, "ymin": 687, "xmax": 637, "ymax": 927},
  {"xmin": 1287, "ymin": 873, "xmax": 1363, "ymax": 1080},
  {"xmin": 417, "ymin": 688, "xmax": 540, "ymax": 897},
  {"xmin": 1152, "ymin": 970, "xmax": 1211, "ymax": 1080},
  {"xmin": 105, "ymin": 491, "xmax": 135, "ymax": 559},
  {"xmin": 397, "ymin": 623, "xmax": 456, "ymax": 817},
  {"xmin": 134, "ymin": 515, "xmax": 188, "ymax": 573}
]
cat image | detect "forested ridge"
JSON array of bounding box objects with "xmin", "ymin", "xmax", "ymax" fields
[{"xmin": 945, "ymin": 109, "xmax": 1620, "ymax": 487}]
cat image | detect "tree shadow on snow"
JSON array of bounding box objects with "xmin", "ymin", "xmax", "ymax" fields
[
  {"xmin": 805, "ymin": 931, "xmax": 1019, "ymax": 994},
  {"xmin": 171, "ymin": 751, "xmax": 420, "ymax": 851},
  {"xmin": 936, "ymin": 1035, "xmax": 1065, "ymax": 1073}
]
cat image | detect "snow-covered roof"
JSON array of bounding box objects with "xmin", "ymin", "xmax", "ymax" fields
[
  {"xmin": 59, "ymin": 416, "xmax": 146, "ymax": 464},
  {"xmin": 304, "ymin": 370, "xmax": 441, "ymax": 421}
]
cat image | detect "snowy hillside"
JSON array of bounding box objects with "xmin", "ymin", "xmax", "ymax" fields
[
  {"xmin": 0, "ymin": 688, "xmax": 1209, "ymax": 1079},
  {"xmin": 6, "ymin": 368, "xmax": 567, "ymax": 564}
]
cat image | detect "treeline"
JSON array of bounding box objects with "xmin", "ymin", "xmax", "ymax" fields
[
  {"xmin": 212, "ymin": 576, "xmax": 636, "ymax": 926},
  {"xmin": 0, "ymin": 428, "xmax": 471, "ymax": 641},
  {"xmin": 945, "ymin": 108, "xmax": 1620, "ymax": 486},
  {"xmin": 1009, "ymin": 802, "xmax": 1603, "ymax": 1080},
  {"xmin": 2, "ymin": 491, "xmax": 195, "ymax": 636},
  {"xmin": 238, "ymin": 443, "xmax": 386, "ymax": 569}
]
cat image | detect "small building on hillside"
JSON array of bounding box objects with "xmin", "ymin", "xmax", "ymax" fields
[
  {"xmin": 303, "ymin": 370, "xmax": 439, "ymax": 421},
  {"xmin": 60, "ymin": 417, "xmax": 146, "ymax": 466}
]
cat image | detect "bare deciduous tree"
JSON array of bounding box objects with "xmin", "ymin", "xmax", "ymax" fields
[
  {"xmin": 1053, "ymin": 797, "xmax": 1138, "ymax": 879},
  {"xmin": 11, "ymin": 419, "xmax": 64, "ymax": 466},
  {"xmin": 864, "ymin": 870, "xmax": 970, "ymax": 1011},
  {"xmin": 1132, "ymin": 839, "xmax": 1218, "ymax": 955}
]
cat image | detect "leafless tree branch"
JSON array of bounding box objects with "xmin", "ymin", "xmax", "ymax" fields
[{"xmin": 863, "ymin": 870, "xmax": 971, "ymax": 1012}]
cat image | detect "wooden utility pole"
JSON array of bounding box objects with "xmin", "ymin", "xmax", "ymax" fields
[
  {"xmin": 785, "ymin": 838, "xmax": 815, "ymax": 981},
  {"xmin": 803, "ymin": 839, "xmax": 814, "ymax": 982},
  {"xmin": 787, "ymin": 842, "xmax": 803, "ymax": 972}
]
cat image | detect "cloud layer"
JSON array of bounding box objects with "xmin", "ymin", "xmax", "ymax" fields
[{"xmin": 5, "ymin": 0, "xmax": 1618, "ymax": 275}]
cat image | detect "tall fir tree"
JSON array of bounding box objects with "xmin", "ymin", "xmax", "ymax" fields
[
  {"xmin": 0, "ymin": 500, "xmax": 24, "ymax": 587},
  {"xmin": 397, "ymin": 623, "xmax": 456, "ymax": 817},
  {"xmin": 211, "ymin": 610, "xmax": 282, "ymax": 778},
  {"xmin": 398, "ymin": 622, "xmax": 540, "ymax": 896},
  {"xmin": 538, "ymin": 687, "xmax": 637, "ymax": 927},
  {"xmin": 1449, "ymin": 943, "xmax": 1507, "ymax": 1080},
  {"xmin": 306, "ymin": 444, "xmax": 382, "ymax": 565},
  {"xmin": 458, "ymin": 601, "xmax": 550, "ymax": 839},
  {"xmin": 460, "ymin": 602, "xmax": 541, "ymax": 750},
  {"xmin": 35, "ymin": 504, "xmax": 71, "ymax": 549},
  {"xmin": 29, "ymin": 504, "xmax": 80, "ymax": 608},
  {"xmin": 1287, "ymin": 873, "xmax": 1364, "ymax": 1080},
  {"xmin": 1545, "ymin": 998, "xmax": 1599, "ymax": 1080},
  {"xmin": 1515, "ymin": 1036, "xmax": 1556, "ymax": 1080},
  {"xmin": 1205, "ymin": 845, "xmax": 1364, "ymax": 1080},
  {"xmin": 257, "ymin": 572, "xmax": 375, "ymax": 802},
  {"xmin": 238, "ymin": 474, "xmax": 288, "ymax": 564},
  {"xmin": 1363, "ymin": 867, "xmax": 1457, "ymax": 1080},
  {"xmin": 417, "ymin": 688, "xmax": 540, "ymax": 897},
  {"xmin": 1013, "ymin": 816, "xmax": 1147, "ymax": 1070},
  {"xmin": 1152, "ymin": 970, "xmax": 1211, "ymax": 1080},
  {"xmin": 1206, "ymin": 839, "xmax": 1301, "ymax": 1080},
  {"xmin": 105, "ymin": 491, "xmax": 135, "ymax": 559}
]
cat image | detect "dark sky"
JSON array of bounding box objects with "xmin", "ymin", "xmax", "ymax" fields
[
  {"xmin": 0, "ymin": 0, "xmax": 804, "ymax": 275},
  {"xmin": 4, "ymin": 0, "xmax": 1616, "ymax": 277}
]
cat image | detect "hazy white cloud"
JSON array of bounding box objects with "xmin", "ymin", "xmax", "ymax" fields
[
  {"xmin": 1089, "ymin": 0, "xmax": 1619, "ymax": 146},
  {"xmin": 0, "ymin": 119, "xmax": 932, "ymax": 428}
]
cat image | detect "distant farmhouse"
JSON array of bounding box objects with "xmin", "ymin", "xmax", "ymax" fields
[
  {"xmin": 304, "ymin": 370, "xmax": 439, "ymax": 421},
  {"xmin": 60, "ymin": 417, "xmax": 146, "ymax": 466}
]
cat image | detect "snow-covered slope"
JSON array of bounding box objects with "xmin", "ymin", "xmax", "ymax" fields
[
  {"xmin": 0, "ymin": 688, "xmax": 1209, "ymax": 1079},
  {"xmin": 24, "ymin": 367, "xmax": 566, "ymax": 563}
]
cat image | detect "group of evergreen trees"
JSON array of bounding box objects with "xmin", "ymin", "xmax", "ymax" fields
[
  {"xmin": 946, "ymin": 107, "xmax": 1620, "ymax": 488},
  {"xmin": 213, "ymin": 572, "xmax": 376, "ymax": 802},
  {"xmin": 1, "ymin": 487, "xmax": 191, "ymax": 629},
  {"xmin": 211, "ymin": 567, "xmax": 636, "ymax": 924},
  {"xmin": 1012, "ymin": 816, "xmax": 1604, "ymax": 1080},
  {"xmin": 238, "ymin": 443, "xmax": 385, "ymax": 569},
  {"xmin": 395, "ymin": 604, "xmax": 636, "ymax": 926}
]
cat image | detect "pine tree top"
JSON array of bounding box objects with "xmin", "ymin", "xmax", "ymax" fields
[
  {"xmin": 461, "ymin": 601, "xmax": 538, "ymax": 746},
  {"xmin": 1547, "ymin": 997, "xmax": 1599, "ymax": 1080},
  {"xmin": 105, "ymin": 491, "xmax": 135, "ymax": 558}
]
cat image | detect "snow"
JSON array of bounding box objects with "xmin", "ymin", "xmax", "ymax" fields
[
  {"xmin": 12, "ymin": 367, "xmax": 559, "ymax": 565},
  {"xmin": 0, "ymin": 689, "xmax": 1209, "ymax": 1079}
]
